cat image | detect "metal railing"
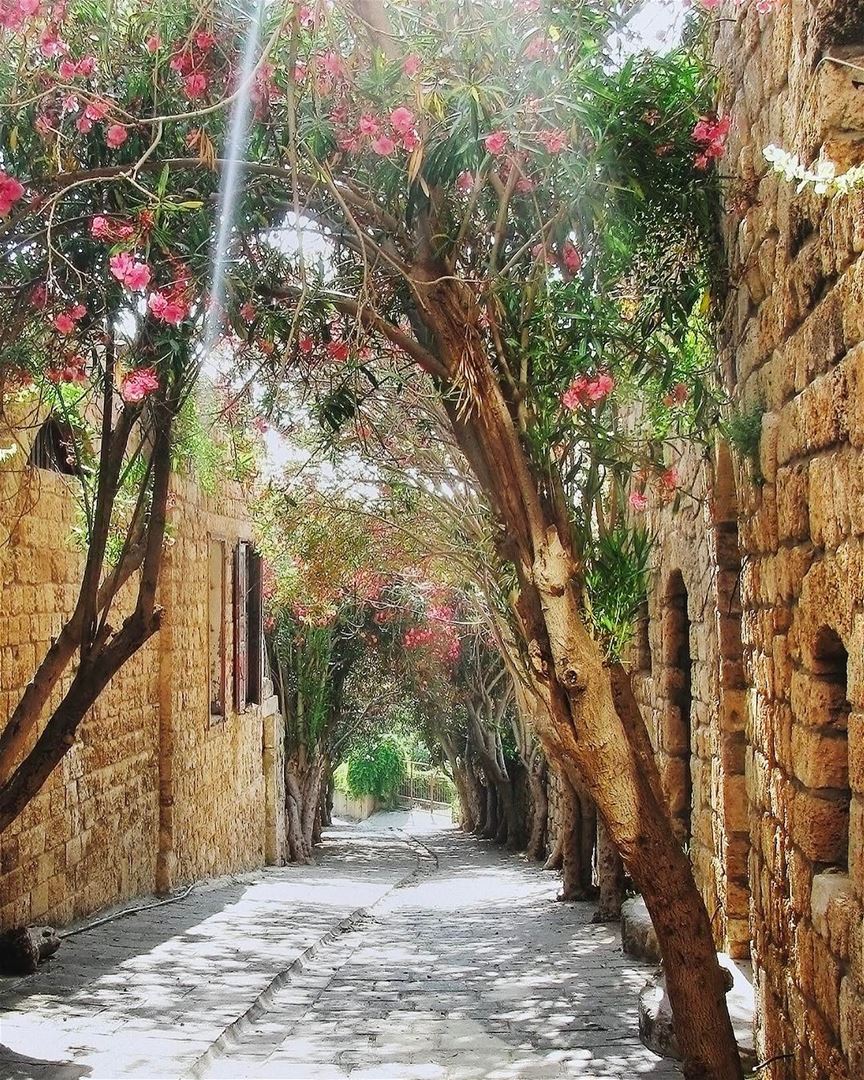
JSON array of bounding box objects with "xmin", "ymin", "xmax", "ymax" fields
[{"xmin": 397, "ymin": 761, "xmax": 454, "ymax": 810}]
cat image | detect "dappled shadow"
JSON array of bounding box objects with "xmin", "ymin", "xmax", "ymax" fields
[
  {"xmin": 0, "ymin": 830, "xmax": 417, "ymax": 1079},
  {"xmin": 0, "ymin": 1043, "xmax": 92, "ymax": 1080},
  {"xmin": 199, "ymin": 823, "xmax": 680, "ymax": 1079}
]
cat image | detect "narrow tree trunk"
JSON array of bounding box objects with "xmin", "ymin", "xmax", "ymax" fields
[
  {"xmin": 543, "ymin": 830, "xmax": 563, "ymax": 871},
  {"xmin": 558, "ymin": 776, "xmax": 590, "ymax": 901},
  {"xmin": 285, "ymin": 766, "xmax": 311, "ymax": 864},
  {"xmin": 526, "ymin": 758, "xmax": 548, "ymax": 861},
  {"xmin": 594, "ymin": 816, "xmax": 625, "ymax": 922},
  {"xmin": 469, "ymin": 766, "xmax": 487, "ymax": 834},
  {"xmin": 482, "ymin": 780, "xmax": 498, "ymax": 840}
]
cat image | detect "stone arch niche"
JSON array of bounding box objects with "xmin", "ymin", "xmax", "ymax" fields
[
  {"xmin": 663, "ymin": 570, "xmax": 693, "ymax": 847},
  {"xmin": 805, "ymin": 626, "xmax": 851, "ymax": 870},
  {"xmin": 713, "ymin": 442, "xmax": 752, "ymax": 958}
]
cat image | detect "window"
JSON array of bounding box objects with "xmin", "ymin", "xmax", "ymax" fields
[
  {"xmin": 209, "ymin": 539, "xmax": 226, "ymax": 718},
  {"xmin": 28, "ymin": 416, "xmax": 82, "ymax": 476},
  {"xmin": 665, "ymin": 570, "xmax": 693, "ymax": 847},
  {"xmin": 233, "ymin": 542, "xmax": 264, "ymax": 710}
]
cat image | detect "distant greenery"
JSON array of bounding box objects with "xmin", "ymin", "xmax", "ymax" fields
[{"xmin": 346, "ymin": 734, "xmax": 407, "ymax": 806}]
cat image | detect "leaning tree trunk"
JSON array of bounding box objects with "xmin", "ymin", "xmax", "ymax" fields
[
  {"xmin": 415, "ymin": 269, "xmax": 742, "ymax": 1080},
  {"xmin": 468, "ymin": 765, "xmax": 487, "ymax": 834}
]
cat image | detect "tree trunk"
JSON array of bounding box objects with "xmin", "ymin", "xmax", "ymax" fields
[
  {"xmin": 416, "ymin": 279, "xmax": 742, "ymax": 1078},
  {"xmin": 595, "ymin": 816, "xmax": 625, "ymax": 922},
  {"xmin": 482, "ymin": 780, "xmax": 498, "ymax": 840},
  {"xmin": 285, "ymin": 765, "xmax": 312, "ymax": 864},
  {"xmin": 543, "ymin": 829, "xmax": 563, "ymax": 871},
  {"xmin": 468, "ymin": 765, "xmax": 486, "ymax": 834},
  {"xmin": 526, "ymin": 757, "xmax": 548, "ymax": 861},
  {"xmin": 558, "ymin": 776, "xmax": 593, "ymax": 901}
]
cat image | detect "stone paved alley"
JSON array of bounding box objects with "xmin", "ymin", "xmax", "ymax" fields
[{"xmin": 0, "ymin": 813, "xmax": 679, "ymax": 1080}]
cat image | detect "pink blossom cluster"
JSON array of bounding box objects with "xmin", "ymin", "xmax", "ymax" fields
[
  {"xmin": 0, "ymin": 169, "xmax": 24, "ymax": 217},
  {"xmin": 628, "ymin": 466, "xmax": 680, "ymax": 513},
  {"xmin": 337, "ymin": 104, "xmax": 419, "ymax": 157},
  {"xmin": 561, "ymin": 371, "xmax": 615, "ymax": 410},
  {"xmin": 47, "ymin": 353, "xmax": 86, "ymax": 384},
  {"xmin": 0, "ymin": 0, "xmax": 38, "ymax": 32},
  {"xmin": 91, "ymin": 215, "xmax": 135, "ymax": 243},
  {"xmin": 109, "ymin": 252, "xmax": 151, "ymax": 291},
  {"xmin": 120, "ymin": 366, "xmax": 159, "ymax": 404},
  {"xmin": 692, "ymin": 115, "xmax": 730, "ymax": 170},
  {"xmin": 53, "ymin": 303, "xmax": 86, "ymax": 334},
  {"xmin": 169, "ymin": 31, "xmax": 216, "ymax": 101},
  {"xmin": 58, "ymin": 54, "xmax": 96, "ymax": 80}
]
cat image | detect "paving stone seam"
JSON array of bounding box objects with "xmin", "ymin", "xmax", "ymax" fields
[{"xmin": 183, "ymin": 831, "xmax": 438, "ymax": 1080}]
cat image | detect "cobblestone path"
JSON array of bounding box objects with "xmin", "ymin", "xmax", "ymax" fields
[{"xmin": 0, "ymin": 816, "xmax": 679, "ymax": 1080}]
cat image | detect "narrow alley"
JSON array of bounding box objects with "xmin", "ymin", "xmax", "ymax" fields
[{"xmin": 0, "ymin": 813, "xmax": 678, "ymax": 1080}]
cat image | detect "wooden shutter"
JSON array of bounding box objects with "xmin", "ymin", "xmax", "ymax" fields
[
  {"xmin": 247, "ymin": 548, "xmax": 263, "ymax": 705},
  {"xmin": 233, "ymin": 542, "xmax": 248, "ymax": 711}
]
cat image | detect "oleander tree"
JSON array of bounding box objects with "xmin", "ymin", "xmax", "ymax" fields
[{"xmin": 0, "ymin": 0, "xmax": 762, "ymax": 1072}]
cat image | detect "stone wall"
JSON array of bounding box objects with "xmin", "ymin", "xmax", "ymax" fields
[
  {"xmin": 713, "ymin": 1, "xmax": 864, "ymax": 1075},
  {"xmin": 0, "ymin": 456, "xmax": 283, "ymax": 930},
  {"xmin": 631, "ymin": 442, "xmax": 750, "ymax": 960},
  {"xmin": 633, "ymin": 2, "xmax": 864, "ymax": 1075}
]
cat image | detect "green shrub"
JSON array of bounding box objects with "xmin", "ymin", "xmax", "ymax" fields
[{"xmin": 346, "ymin": 735, "xmax": 407, "ymax": 806}]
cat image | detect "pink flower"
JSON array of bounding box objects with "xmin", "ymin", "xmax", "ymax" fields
[
  {"xmin": 76, "ymin": 115, "xmax": 93, "ymax": 134},
  {"xmin": 30, "ymin": 283, "xmax": 48, "ymax": 309},
  {"xmin": 390, "ymin": 106, "xmax": 415, "ymax": 136},
  {"xmin": 0, "ymin": 170, "xmax": 24, "ymax": 217},
  {"xmin": 109, "ymin": 252, "xmax": 151, "ymax": 291},
  {"xmin": 76, "ymin": 55, "xmax": 96, "ymax": 77},
  {"xmin": 146, "ymin": 34, "xmax": 161, "ymax": 53},
  {"xmin": 516, "ymin": 175, "xmax": 534, "ymax": 194},
  {"xmin": 358, "ymin": 113, "xmax": 379, "ymax": 136},
  {"xmin": 629, "ymin": 491, "xmax": 649, "ymax": 512},
  {"xmin": 456, "ymin": 171, "xmax": 475, "ymax": 193},
  {"xmin": 240, "ymin": 301, "xmax": 256, "ymax": 322},
  {"xmin": 54, "ymin": 305, "xmax": 86, "ymax": 335},
  {"xmin": 484, "ymin": 130, "xmax": 508, "ymax": 156},
  {"xmin": 327, "ymin": 341, "xmax": 349, "ymax": 362},
  {"xmin": 692, "ymin": 115, "xmax": 730, "ymax": 166},
  {"xmin": 371, "ymin": 134, "xmax": 397, "ymax": 156},
  {"xmin": 120, "ymin": 367, "xmax": 159, "ymax": 404},
  {"xmin": 194, "ymin": 31, "xmax": 215, "ymax": 50},
  {"xmin": 658, "ymin": 467, "xmax": 678, "ymax": 496},
  {"xmin": 39, "ymin": 25, "xmax": 66, "ymax": 58},
  {"xmin": 148, "ymin": 291, "xmax": 188, "ymax": 325},
  {"xmin": 402, "ymin": 53, "xmax": 421, "ymax": 77},
  {"xmin": 663, "ymin": 382, "xmax": 689, "ymax": 407},
  {"xmin": 561, "ymin": 371, "xmax": 614, "ymax": 410},
  {"xmin": 58, "ymin": 57, "xmax": 76, "ymax": 80},
  {"xmin": 105, "ymin": 124, "xmax": 127, "ymax": 148},
  {"xmin": 61, "ymin": 94, "xmax": 79, "ymax": 113},
  {"xmin": 298, "ymin": 336, "xmax": 314, "ymax": 353},
  {"xmin": 538, "ymin": 128, "xmax": 568, "ymax": 154},
  {"xmin": 91, "ymin": 215, "xmax": 135, "ymax": 242},
  {"xmin": 84, "ymin": 98, "xmax": 108, "ymax": 121},
  {"xmin": 401, "ymin": 129, "xmax": 420, "ymax": 152},
  {"xmin": 523, "ymin": 36, "xmax": 550, "ymax": 61},
  {"xmin": 561, "ymin": 241, "xmax": 582, "ymax": 276},
  {"xmin": 183, "ymin": 73, "xmax": 208, "ymax": 99}
]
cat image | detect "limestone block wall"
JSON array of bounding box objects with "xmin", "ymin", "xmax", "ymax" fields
[
  {"xmin": 630, "ymin": 442, "xmax": 750, "ymax": 960},
  {"xmin": 0, "ymin": 459, "xmax": 282, "ymax": 930},
  {"xmin": 712, "ymin": 1, "xmax": 864, "ymax": 1075},
  {"xmin": 0, "ymin": 468, "xmax": 161, "ymax": 927}
]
